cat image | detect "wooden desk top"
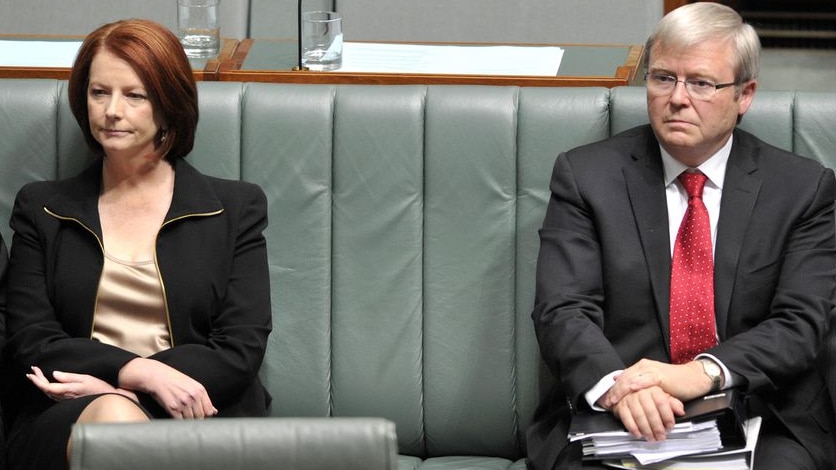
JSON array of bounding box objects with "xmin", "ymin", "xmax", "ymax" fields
[
  {"xmin": 0, "ymin": 36, "xmax": 237, "ymax": 81},
  {"xmin": 219, "ymin": 39, "xmax": 644, "ymax": 87}
]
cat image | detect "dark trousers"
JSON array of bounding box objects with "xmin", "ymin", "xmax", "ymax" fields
[{"xmin": 753, "ymin": 418, "xmax": 816, "ymax": 470}]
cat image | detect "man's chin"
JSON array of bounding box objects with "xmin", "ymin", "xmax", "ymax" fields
[{"xmin": 658, "ymin": 129, "xmax": 697, "ymax": 148}]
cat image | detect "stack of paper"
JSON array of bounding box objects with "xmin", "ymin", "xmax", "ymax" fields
[
  {"xmin": 602, "ymin": 417, "xmax": 761, "ymax": 470},
  {"xmin": 571, "ymin": 419, "xmax": 723, "ymax": 464}
]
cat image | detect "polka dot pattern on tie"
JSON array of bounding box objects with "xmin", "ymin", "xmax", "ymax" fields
[{"xmin": 669, "ymin": 171, "xmax": 717, "ymax": 364}]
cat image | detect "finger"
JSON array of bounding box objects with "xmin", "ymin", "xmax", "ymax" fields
[
  {"xmin": 670, "ymin": 396, "xmax": 685, "ymax": 417},
  {"xmin": 614, "ymin": 403, "xmax": 641, "ymax": 438},
  {"xmin": 631, "ymin": 399, "xmax": 655, "ymax": 441},
  {"xmin": 29, "ymin": 366, "xmax": 50, "ymax": 383},
  {"xmin": 180, "ymin": 400, "xmax": 195, "ymax": 420},
  {"xmin": 26, "ymin": 373, "xmax": 52, "ymax": 393},
  {"xmin": 647, "ymin": 389, "xmax": 679, "ymax": 441},
  {"xmin": 640, "ymin": 391, "xmax": 669, "ymax": 442},
  {"xmin": 201, "ymin": 394, "xmax": 216, "ymax": 418},
  {"xmin": 52, "ymin": 370, "xmax": 83, "ymax": 384},
  {"xmin": 189, "ymin": 398, "xmax": 204, "ymax": 420},
  {"xmin": 657, "ymin": 397, "xmax": 677, "ymax": 431},
  {"xmin": 645, "ymin": 401, "xmax": 670, "ymax": 440},
  {"xmin": 169, "ymin": 403, "xmax": 184, "ymax": 419},
  {"xmin": 27, "ymin": 376, "xmax": 70, "ymax": 400}
]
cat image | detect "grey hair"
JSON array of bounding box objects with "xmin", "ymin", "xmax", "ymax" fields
[{"xmin": 643, "ymin": 2, "xmax": 760, "ymax": 84}]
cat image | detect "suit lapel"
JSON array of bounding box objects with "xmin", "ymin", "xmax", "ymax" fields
[
  {"xmin": 622, "ymin": 128, "xmax": 762, "ymax": 353},
  {"xmin": 714, "ymin": 131, "xmax": 761, "ymax": 339},
  {"xmin": 623, "ymin": 129, "xmax": 674, "ymax": 348}
]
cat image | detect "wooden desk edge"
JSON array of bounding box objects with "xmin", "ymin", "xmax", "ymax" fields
[
  {"xmin": 220, "ymin": 38, "xmax": 254, "ymax": 72},
  {"xmin": 219, "ymin": 70, "xmax": 631, "ymax": 87},
  {"xmin": 219, "ymin": 40, "xmax": 644, "ymax": 88},
  {"xmin": 200, "ymin": 39, "xmax": 239, "ymax": 80},
  {"xmin": 0, "ymin": 37, "xmax": 239, "ymax": 81}
]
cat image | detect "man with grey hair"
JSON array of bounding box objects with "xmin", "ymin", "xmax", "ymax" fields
[{"xmin": 526, "ymin": 3, "xmax": 836, "ymax": 469}]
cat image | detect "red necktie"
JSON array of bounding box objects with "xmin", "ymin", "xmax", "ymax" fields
[{"xmin": 669, "ymin": 171, "xmax": 717, "ymax": 364}]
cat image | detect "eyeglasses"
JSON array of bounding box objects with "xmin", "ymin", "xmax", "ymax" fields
[{"xmin": 645, "ymin": 73, "xmax": 738, "ymax": 101}]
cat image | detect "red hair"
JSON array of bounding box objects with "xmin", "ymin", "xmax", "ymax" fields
[{"xmin": 68, "ymin": 19, "xmax": 198, "ymax": 160}]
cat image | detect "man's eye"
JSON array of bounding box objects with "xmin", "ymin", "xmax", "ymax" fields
[
  {"xmin": 688, "ymin": 80, "xmax": 715, "ymax": 90},
  {"xmin": 653, "ymin": 75, "xmax": 676, "ymax": 83}
]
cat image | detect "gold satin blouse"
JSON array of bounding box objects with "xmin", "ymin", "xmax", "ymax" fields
[{"xmin": 91, "ymin": 252, "xmax": 171, "ymax": 357}]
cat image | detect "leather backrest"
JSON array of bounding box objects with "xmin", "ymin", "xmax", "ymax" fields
[{"xmin": 0, "ymin": 80, "xmax": 834, "ymax": 459}]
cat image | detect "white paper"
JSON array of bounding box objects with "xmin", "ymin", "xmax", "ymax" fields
[
  {"xmin": 602, "ymin": 417, "xmax": 762, "ymax": 470},
  {"xmin": 0, "ymin": 40, "xmax": 82, "ymax": 68},
  {"xmin": 576, "ymin": 420, "xmax": 723, "ymax": 465},
  {"xmin": 337, "ymin": 42, "xmax": 563, "ymax": 76}
]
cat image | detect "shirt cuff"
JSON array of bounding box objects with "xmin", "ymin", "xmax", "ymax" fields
[{"xmin": 584, "ymin": 370, "xmax": 622, "ymax": 411}]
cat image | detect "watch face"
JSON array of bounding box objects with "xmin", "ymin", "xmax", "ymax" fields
[
  {"xmin": 700, "ymin": 360, "xmax": 722, "ymax": 389},
  {"xmin": 704, "ymin": 361, "xmax": 719, "ymax": 375}
]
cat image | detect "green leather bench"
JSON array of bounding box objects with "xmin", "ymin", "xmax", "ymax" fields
[{"xmin": 0, "ymin": 79, "xmax": 834, "ymax": 470}]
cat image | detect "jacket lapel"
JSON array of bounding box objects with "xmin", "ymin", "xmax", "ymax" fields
[
  {"xmin": 44, "ymin": 159, "xmax": 105, "ymax": 237},
  {"xmin": 623, "ymin": 127, "xmax": 674, "ymax": 348},
  {"xmin": 165, "ymin": 158, "xmax": 224, "ymax": 221},
  {"xmin": 713, "ymin": 130, "xmax": 761, "ymax": 339}
]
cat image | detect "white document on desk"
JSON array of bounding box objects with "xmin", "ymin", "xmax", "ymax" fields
[
  {"xmin": 338, "ymin": 42, "xmax": 564, "ymax": 76},
  {"xmin": 0, "ymin": 40, "xmax": 82, "ymax": 67}
]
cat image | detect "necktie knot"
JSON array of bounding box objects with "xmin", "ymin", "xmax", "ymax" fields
[{"xmin": 679, "ymin": 171, "xmax": 707, "ymax": 199}]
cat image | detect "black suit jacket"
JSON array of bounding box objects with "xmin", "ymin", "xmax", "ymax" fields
[
  {"xmin": 0, "ymin": 234, "xmax": 7, "ymax": 470},
  {"xmin": 527, "ymin": 125, "xmax": 836, "ymax": 469},
  {"xmin": 4, "ymin": 158, "xmax": 272, "ymax": 429}
]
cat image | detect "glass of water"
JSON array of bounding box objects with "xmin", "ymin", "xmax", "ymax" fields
[
  {"xmin": 177, "ymin": 0, "xmax": 220, "ymax": 58},
  {"xmin": 302, "ymin": 11, "xmax": 343, "ymax": 71}
]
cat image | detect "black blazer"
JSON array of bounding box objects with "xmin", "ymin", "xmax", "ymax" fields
[
  {"xmin": 0, "ymin": 235, "xmax": 7, "ymax": 470},
  {"xmin": 4, "ymin": 158, "xmax": 272, "ymax": 426},
  {"xmin": 0, "ymin": 233, "xmax": 7, "ymax": 349},
  {"xmin": 527, "ymin": 125, "xmax": 836, "ymax": 469}
]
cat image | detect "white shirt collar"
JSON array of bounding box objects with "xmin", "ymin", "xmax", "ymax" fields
[{"xmin": 660, "ymin": 136, "xmax": 733, "ymax": 190}]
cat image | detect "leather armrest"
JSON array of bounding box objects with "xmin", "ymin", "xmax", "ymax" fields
[{"xmin": 69, "ymin": 417, "xmax": 398, "ymax": 470}]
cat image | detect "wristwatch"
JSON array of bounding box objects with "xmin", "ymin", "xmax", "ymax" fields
[{"xmin": 698, "ymin": 358, "xmax": 723, "ymax": 392}]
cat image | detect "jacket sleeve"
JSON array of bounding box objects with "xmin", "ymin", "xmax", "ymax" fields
[
  {"xmin": 0, "ymin": 233, "xmax": 8, "ymax": 350},
  {"xmin": 149, "ymin": 181, "xmax": 272, "ymax": 409},
  {"xmin": 532, "ymin": 153, "xmax": 625, "ymax": 408},
  {"xmin": 713, "ymin": 166, "xmax": 836, "ymax": 392},
  {"xmin": 5, "ymin": 183, "xmax": 140, "ymax": 383}
]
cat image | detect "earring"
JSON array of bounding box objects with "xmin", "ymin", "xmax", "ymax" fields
[{"xmin": 160, "ymin": 129, "xmax": 168, "ymax": 143}]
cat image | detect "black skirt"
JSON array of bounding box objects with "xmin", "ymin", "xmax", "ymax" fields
[{"xmin": 6, "ymin": 394, "xmax": 151, "ymax": 470}]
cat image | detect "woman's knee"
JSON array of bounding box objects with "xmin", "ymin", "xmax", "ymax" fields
[{"xmin": 76, "ymin": 394, "xmax": 149, "ymax": 424}]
